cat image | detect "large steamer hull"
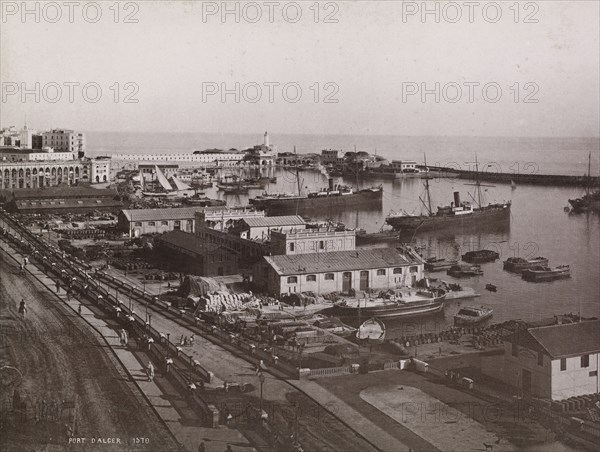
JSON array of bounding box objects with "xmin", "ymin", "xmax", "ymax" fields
[
  {"xmin": 251, "ymin": 189, "xmax": 383, "ymax": 216},
  {"xmin": 331, "ymin": 298, "xmax": 445, "ymax": 320},
  {"xmin": 386, "ymin": 205, "xmax": 511, "ymax": 232}
]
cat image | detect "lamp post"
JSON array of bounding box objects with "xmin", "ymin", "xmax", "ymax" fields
[{"xmin": 258, "ymin": 371, "xmax": 265, "ymax": 413}]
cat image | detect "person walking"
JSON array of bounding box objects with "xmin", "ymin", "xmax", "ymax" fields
[
  {"xmin": 18, "ymin": 299, "xmax": 27, "ymax": 317},
  {"xmin": 147, "ymin": 361, "xmax": 155, "ymax": 382}
]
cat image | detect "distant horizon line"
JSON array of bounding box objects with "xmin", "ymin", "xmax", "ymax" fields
[{"xmin": 82, "ymin": 131, "xmax": 600, "ymax": 140}]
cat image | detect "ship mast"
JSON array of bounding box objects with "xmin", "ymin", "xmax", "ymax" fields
[
  {"xmin": 475, "ymin": 154, "xmax": 482, "ymax": 209},
  {"xmin": 586, "ymin": 151, "xmax": 591, "ymax": 196},
  {"xmin": 294, "ymin": 145, "xmax": 301, "ymax": 196},
  {"xmin": 422, "ymin": 153, "xmax": 433, "ymax": 216}
]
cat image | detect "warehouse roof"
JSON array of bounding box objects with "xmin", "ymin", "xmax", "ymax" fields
[
  {"xmin": 120, "ymin": 207, "xmax": 200, "ymax": 222},
  {"xmin": 158, "ymin": 230, "xmax": 238, "ymax": 256},
  {"xmin": 13, "ymin": 187, "xmax": 117, "ymax": 200},
  {"xmin": 241, "ymin": 215, "xmax": 305, "ymax": 228},
  {"xmin": 263, "ymin": 248, "xmax": 419, "ymax": 276},
  {"xmin": 528, "ymin": 320, "xmax": 600, "ymax": 359}
]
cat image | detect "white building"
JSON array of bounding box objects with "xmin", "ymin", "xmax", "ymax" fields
[
  {"xmin": 270, "ymin": 228, "xmax": 356, "ymax": 256},
  {"xmin": 503, "ymin": 320, "xmax": 600, "ymax": 401},
  {"xmin": 253, "ymin": 247, "xmax": 424, "ymax": 296},
  {"xmin": 391, "ymin": 160, "xmax": 418, "ymax": 172},
  {"xmin": 234, "ymin": 215, "xmax": 306, "ymax": 241},
  {"xmin": 91, "ymin": 158, "xmax": 111, "ymax": 183},
  {"xmin": 42, "ymin": 129, "xmax": 86, "ymax": 155}
]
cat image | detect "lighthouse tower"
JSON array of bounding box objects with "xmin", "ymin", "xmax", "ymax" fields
[{"xmin": 264, "ymin": 131, "xmax": 269, "ymax": 147}]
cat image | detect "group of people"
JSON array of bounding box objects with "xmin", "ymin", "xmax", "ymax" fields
[{"xmin": 179, "ymin": 334, "xmax": 194, "ymax": 346}]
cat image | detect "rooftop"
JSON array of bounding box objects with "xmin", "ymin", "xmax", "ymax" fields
[
  {"xmin": 12, "ymin": 187, "xmax": 117, "ymax": 200},
  {"xmin": 528, "ymin": 320, "xmax": 600, "ymax": 359},
  {"xmin": 263, "ymin": 248, "xmax": 420, "ymax": 276},
  {"xmin": 121, "ymin": 206, "xmax": 200, "ymax": 222},
  {"xmin": 158, "ymin": 230, "xmax": 237, "ymax": 255},
  {"xmin": 242, "ymin": 215, "xmax": 305, "ymax": 228},
  {"xmin": 14, "ymin": 198, "xmax": 123, "ymax": 211}
]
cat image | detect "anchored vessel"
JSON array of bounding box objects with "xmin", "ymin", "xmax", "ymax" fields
[
  {"xmin": 462, "ymin": 250, "xmax": 500, "ymax": 263},
  {"xmin": 503, "ymin": 257, "xmax": 549, "ymax": 273},
  {"xmin": 569, "ymin": 152, "xmax": 600, "ymax": 212},
  {"xmin": 447, "ymin": 264, "xmax": 483, "ymax": 278},
  {"xmin": 331, "ymin": 288, "xmax": 446, "ymax": 320},
  {"xmin": 250, "ymin": 178, "xmax": 383, "ymax": 216},
  {"xmin": 521, "ymin": 265, "xmax": 571, "ymax": 282},
  {"xmin": 386, "ymin": 156, "xmax": 511, "ymax": 233}
]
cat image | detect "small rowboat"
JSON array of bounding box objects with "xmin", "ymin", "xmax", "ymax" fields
[
  {"xmin": 454, "ymin": 306, "xmax": 493, "ymax": 326},
  {"xmin": 357, "ymin": 318, "xmax": 386, "ymax": 341}
]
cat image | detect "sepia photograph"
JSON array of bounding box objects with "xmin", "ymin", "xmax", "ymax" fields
[{"xmin": 1, "ymin": 1, "xmax": 599, "ymax": 451}]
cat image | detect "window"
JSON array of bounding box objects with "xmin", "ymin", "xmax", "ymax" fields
[
  {"xmin": 148, "ymin": 221, "xmax": 156, "ymax": 226},
  {"xmin": 538, "ymin": 352, "xmax": 543, "ymax": 367},
  {"xmin": 581, "ymin": 355, "xmax": 589, "ymax": 368},
  {"xmin": 325, "ymin": 273, "xmax": 335, "ymax": 280},
  {"xmin": 590, "ymin": 370, "xmax": 598, "ymax": 377},
  {"xmin": 287, "ymin": 276, "xmax": 298, "ymax": 284},
  {"xmin": 410, "ymin": 266, "xmax": 418, "ymax": 273},
  {"xmin": 377, "ymin": 269, "xmax": 386, "ymax": 276},
  {"xmin": 289, "ymin": 242, "xmax": 295, "ymax": 252},
  {"xmin": 306, "ymin": 275, "xmax": 316, "ymax": 282},
  {"xmin": 560, "ymin": 358, "xmax": 566, "ymax": 371},
  {"xmin": 393, "ymin": 268, "xmax": 402, "ymax": 274},
  {"xmin": 511, "ymin": 343, "xmax": 518, "ymax": 357},
  {"xmin": 161, "ymin": 221, "xmax": 168, "ymax": 226},
  {"xmin": 134, "ymin": 222, "xmax": 142, "ymax": 227},
  {"xmin": 319, "ymin": 240, "xmax": 324, "ymax": 250}
]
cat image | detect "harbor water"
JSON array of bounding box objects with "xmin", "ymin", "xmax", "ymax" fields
[{"xmin": 88, "ymin": 133, "xmax": 600, "ymax": 336}]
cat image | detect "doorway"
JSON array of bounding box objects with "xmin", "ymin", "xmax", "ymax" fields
[
  {"xmin": 360, "ymin": 271, "xmax": 369, "ymax": 291},
  {"xmin": 342, "ymin": 272, "xmax": 352, "ymax": 293}
]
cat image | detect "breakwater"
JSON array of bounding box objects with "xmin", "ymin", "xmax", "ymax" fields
[{"xmin": 418, "ymin": 165, "xmax": 599, "ymax": 187}]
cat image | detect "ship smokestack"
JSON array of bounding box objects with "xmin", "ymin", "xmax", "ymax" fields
[
  {"xmin": 329, "ymin": 178, "xmax": 334, "ymax": 190},
  {"xmin": 453, "ymin": 191, "xmax": 461, "ymax": 206}
]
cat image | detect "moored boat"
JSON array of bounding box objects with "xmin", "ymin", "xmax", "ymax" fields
[
  {"xmin": 447, "ymin": 264, "xmax": 483, "ymax": 278},
  {"xmin": 521, "ymin": 265, "xmax": 571, "ymax": 282},
  {"xmin": 331, "ymin": 288, "xmax": 446, "ymax": 320},
  {"xmin": 386, "ymin": 156, "xmax": 511, "ymax": 233},
  {"xmin": 462, "ymin": 250, "xmax": 499, "ymax": 263},
  {"xmin": 424, "ymin": 257, "xmax": 458, "ymax": 272},
  {"xmin": 454, "ymin": 306, "xmax": 493, "ymax": 325},
  {"xmin": 503, "ymin": 256, "xmax": 549, "ymax": 273},
  {"xmin": 250, "ymin": 179, "xmax": 383, "ymax": 216}
]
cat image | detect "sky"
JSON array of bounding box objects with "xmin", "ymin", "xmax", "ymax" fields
[{"xmin": 1, "ymin": 0, "xmax": 599, "ymax": 137}]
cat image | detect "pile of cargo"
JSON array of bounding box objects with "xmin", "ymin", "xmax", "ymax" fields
[
  {"xmin": 110, "ymin": 257, "xmax": 152, "ymax": 271},
  {"xmin": 195, "ymin": 292, "xmax": 261, "ymax": 313}
]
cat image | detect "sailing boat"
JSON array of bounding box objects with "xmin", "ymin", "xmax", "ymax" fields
[
  {"xmin": 142, "ymin": 165, "xmax": 183, "ymax": 197},
  {"xmin": 385, "ymin": 155, "xmax": 511, "ymax": 232},
  {"xmin": 568, "ymin": 152, "xmax": 600, "ymax": 212}
]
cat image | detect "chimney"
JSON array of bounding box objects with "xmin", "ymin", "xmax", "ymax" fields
[
  {"xmin": 328, "ymin": 178, "xmax": 334, "ymax": 190},
  {"xmin": 453, "ymin": 191, "xmax": 461, "ymax": 206}
]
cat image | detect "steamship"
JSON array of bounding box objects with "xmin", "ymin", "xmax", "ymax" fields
[
  {"xmin": 386, "ymin": 156, "xmax": 511, "ymax": 232},
  {"xmin": 249, "ymin": 178, "xmax": 383, "ymax": 216}
]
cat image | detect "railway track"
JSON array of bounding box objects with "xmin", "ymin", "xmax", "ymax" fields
[{"xmin": 0, "ymin": 210, "xmax": 382, "ymax": 452}]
